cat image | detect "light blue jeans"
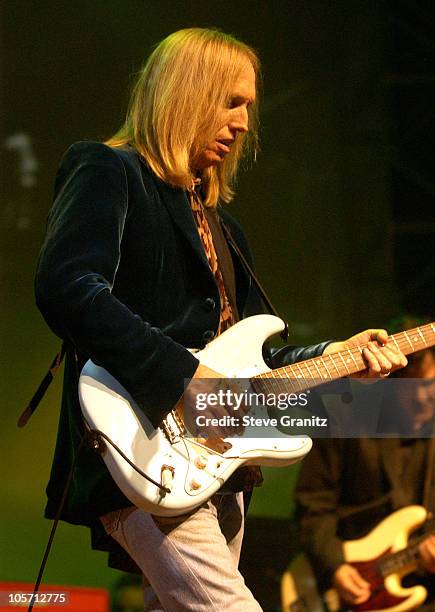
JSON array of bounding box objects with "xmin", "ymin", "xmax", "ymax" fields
[{"xmin": 100, "ymin": 493, "xmax": 262, "ymax": 611}]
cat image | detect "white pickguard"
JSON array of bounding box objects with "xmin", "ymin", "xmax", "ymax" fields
[{"xmin": 79, "ymin": 314, "xmax": 312, "ymax": 516}]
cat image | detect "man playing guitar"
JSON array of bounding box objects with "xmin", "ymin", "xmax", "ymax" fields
[{"xmin": 35, "ymin": 28, "xmax": 407, "ymax": 611}]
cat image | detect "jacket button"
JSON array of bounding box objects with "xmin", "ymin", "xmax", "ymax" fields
[
  {"xmin": 204, "ymin": 297, "xmax": 216, "ymax": 311},
  {"xmin": 202, "ymin": 330, "xmax": 215, "ymax": 343}
]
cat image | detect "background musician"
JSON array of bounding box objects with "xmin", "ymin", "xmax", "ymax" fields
[{"xmin": 296, "ymin": 317, "xmax": 435, "ymax": 609}]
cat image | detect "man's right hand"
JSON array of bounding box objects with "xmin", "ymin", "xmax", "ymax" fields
[
  {"xmin": 333, "ymin": 563, "xmax": 371, "ymax": 606},
  {"xmin": 178, "ymin": 363, "xmax": 246, "ymax": 437}
]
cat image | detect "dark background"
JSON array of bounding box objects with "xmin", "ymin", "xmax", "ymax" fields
[{"xmin": 1, "ymin": 1, "xmax": 434, "ymax": 609}]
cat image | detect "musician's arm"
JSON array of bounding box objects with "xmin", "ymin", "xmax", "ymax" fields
[
  {"xmin": 267, "ymin": 342, "xmax": 334, "ymax": 368},
  {"xmin": 267, "ymin": 329, "xmax": 407, "ymax": 376},
  {"xmin": 35, "ymin": 142, "xmax": 199, "ymax": 427}
]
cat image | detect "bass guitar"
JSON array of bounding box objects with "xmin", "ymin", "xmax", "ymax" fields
[{"xmin": 281, "ymin": 505, "xmax": 435, "ymax": 611}]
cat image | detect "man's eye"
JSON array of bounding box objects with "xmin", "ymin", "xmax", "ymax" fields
[{"xmin": 226, "ymin": 98, "xmax": 253, "ymax": 110}]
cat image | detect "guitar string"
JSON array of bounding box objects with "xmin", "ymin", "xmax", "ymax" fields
[{"xmin": 253, "ymin": 325, "xmax": 435, "ymax": 388}]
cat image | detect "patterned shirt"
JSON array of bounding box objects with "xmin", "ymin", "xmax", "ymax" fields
[
  {"xmin": 188, "ymin": 181, "xmax": 235, "ymax": 335},
  {"xmin": 188, "ymin": 180, "xmax": 263, "ymax": 493}
]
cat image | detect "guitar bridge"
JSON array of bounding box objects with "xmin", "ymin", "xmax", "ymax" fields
[{"xmin": 162, "ymin": 410, "xmax": 186, "ymax": 443}]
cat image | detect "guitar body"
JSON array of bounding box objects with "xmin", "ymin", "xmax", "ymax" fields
[
  {"xmin": 281, "ymin": 553, "xmax": 332, "ymax": 612},
  {"xmin": 343, "ymin": 505, "xmax": 429, "ymax": 611},
  {"xmin": 281, "ymin": 506, "xmax": 431, "ymax": 612},
  {"xmin": 79, "ymin": 315, "xmax": 312, "ymax": 516}
]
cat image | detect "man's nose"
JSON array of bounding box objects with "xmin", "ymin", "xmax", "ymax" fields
[{"xmin": 230, "ymin": 107, "xmax": 249, "ymax": 133}]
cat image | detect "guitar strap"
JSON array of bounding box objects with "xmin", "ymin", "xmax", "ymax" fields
[
  {"xmin": 17, "ymin": 341, "xmax": 67, "ymax": 428},
  {"xmin": 220, "ymin": 220, "xmax": 289, "ymax": 341}
]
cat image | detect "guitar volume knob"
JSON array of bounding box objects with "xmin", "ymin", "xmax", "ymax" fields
[
  {"xmin": 190, "ymin": 478, "xmax": 202, "ymax": 490},
  {"xmin": 194, "ymin": 455, "xmax": 208, "ymax": 469}
]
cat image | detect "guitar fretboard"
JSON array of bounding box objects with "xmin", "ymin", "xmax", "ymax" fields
[
  {"xmin": 378, "ymin": 521, "xmax": 435, "ymax": 576},
  {"xmin": 251, "ymin": 323, "xmax": 435, "ymax": 394}
]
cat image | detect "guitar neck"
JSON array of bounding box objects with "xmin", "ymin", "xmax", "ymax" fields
[
  {"xmin": 253, "ymin": 323, "xmax": 435, "ymax": 392},
  {"xmin": 379, "ymin": 522, "xmax": 435, "ymax": 576}
]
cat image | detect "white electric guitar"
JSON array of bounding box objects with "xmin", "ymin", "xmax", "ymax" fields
[{"xmin": 79, "ymin": 315, "xmax": 435, "ymax": 516}]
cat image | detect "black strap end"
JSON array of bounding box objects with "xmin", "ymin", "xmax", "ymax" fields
[{"xmin": 17, "ymin": 405, "xmax": 33, "ymax": 428}]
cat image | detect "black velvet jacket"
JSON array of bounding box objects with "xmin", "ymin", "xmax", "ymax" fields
[{"xmin": 35, "ymin": 141, "xmax": 331, "ymax": 526}]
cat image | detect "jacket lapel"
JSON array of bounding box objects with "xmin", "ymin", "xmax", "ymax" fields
[{"xmin": 153, "ymin": 176, "xmax": 211, "ymax": 271}]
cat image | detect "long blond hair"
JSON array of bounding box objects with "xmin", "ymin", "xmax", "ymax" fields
[{"xmin": 106, "ymin": 28, "xmax": 260, "ymax": 207}]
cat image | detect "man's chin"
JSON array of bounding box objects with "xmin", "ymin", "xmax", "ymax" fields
[{"xmin": 192, "ymin": 153, "xmax": 224, "ymax": 170}]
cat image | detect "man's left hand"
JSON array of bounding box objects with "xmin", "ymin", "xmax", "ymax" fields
[
  {"xmin": 419, "ymin": 535, "xmax": 435, "ymax": 573},
  {"xmin": 324, "ymin": 329, "xmax": 408, "ymax": 378}
]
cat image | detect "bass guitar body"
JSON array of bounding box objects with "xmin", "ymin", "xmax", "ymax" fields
[
  {"xmin": 342, "ymin": 505, "xmax": 429, "ymax": 611},
  {"xmin": 282, "ymin": 506, "xmax": 432, "ymax": 612}
]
